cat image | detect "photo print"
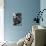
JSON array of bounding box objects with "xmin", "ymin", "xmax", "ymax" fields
[{"xmin": 13, "ymin": 13, "xmax": 22, "ymax": 26}]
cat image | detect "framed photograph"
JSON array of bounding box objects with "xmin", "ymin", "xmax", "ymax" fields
[{"xmin": 13, "ymin": 13, "xmax": 22, "ymax": 26}]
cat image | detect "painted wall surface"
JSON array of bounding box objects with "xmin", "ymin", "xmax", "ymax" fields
[
  {"xmin": 4, "ymin": 0, "xmax": 40, "ymax": 42},
  {"xmin": 40, "ymin": 0, "xmax": 46, "ymax": 45},
  {"xmin": 40, "ymin": 0, "xmax": 46, "ymax": 26}
]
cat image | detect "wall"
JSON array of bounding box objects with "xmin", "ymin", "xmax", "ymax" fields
[
  {"xmin": 4, "ymin": 0, "xmax": 40, "ymax": 42},
  {"xmin": 40, "ymin": 0, "xmax": 46, "ymax": 45},
  {"xmin": 40, "ymin": 0, "xmax": 46, "ymax": 26}
]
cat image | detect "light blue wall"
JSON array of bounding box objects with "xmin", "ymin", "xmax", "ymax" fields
[
  {"xmin": 40, "ymin": 0, "xmax": 46, "ymax": 27},
  {"xmin": 4, "ymin": 0, "xmax": 40, "ymax": 42}
]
